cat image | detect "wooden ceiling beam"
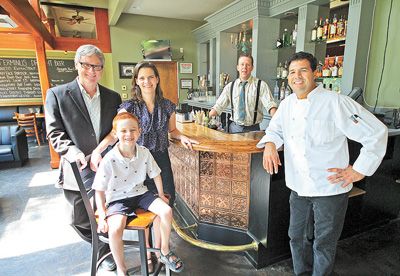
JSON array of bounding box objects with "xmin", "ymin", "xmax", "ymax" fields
[
  {"xmin": 1, "ymin": 0, "xmax": 55, "ymax": 48},
  {"xmin": 0, "ymin": 26, "xmax": 29, "ymax": 34}
]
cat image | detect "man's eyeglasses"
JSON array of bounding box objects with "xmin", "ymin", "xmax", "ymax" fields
[{"xmin": 79, "ymin": 62, "xmax": 103, "ymax": 71}]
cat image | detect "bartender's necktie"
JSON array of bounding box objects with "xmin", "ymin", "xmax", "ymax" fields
[{"xmin": 238, "ymin": 81, "xmax": 247, "ymax": 121}]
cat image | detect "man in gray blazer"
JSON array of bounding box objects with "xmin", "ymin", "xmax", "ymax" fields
[{"xmin": 45, "ymin": 44, "xmax": 121, "ymax": 271}]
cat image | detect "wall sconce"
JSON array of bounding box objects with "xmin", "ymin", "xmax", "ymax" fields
[
  {"xmin": 179, "ymin": 47, "xmax": 184, "ymax": 61},
  {"xmin": 230, "ymin": 24, "xmax": 252, "ymax": 54}
]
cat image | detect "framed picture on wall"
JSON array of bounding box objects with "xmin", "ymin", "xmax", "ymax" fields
[
  {"xmin": 179, "ymin": 62, "xmax": 193, "ymax": 74},
  {"xmin": 180, "ymin": 78, "xmax": 193, "ymax": 89},
  {"xmin": 119, "ymin": 62, "xmax": 137, "ymax": 79}
]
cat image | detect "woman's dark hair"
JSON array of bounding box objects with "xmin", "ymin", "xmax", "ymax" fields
[
  {"xmin": 287, "ymin": 51, "xmax": 318, "ymax": 72},
  {"xmin": 131, "ymin": 62, "xmax": 164, "ymax": 102}
]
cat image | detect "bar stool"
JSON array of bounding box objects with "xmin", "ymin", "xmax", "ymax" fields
[{"xmin": 69, "ymin": 160, "xmax": 169, "ymax": 276}]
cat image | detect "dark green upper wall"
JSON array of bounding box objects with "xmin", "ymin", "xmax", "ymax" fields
[{"xmin": 110, "ymin": 14, "xmax": 203, "ymax": 100}]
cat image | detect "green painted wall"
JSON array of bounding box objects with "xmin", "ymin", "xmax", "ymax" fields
[
  {"xmin": 109, "ymin": 14, "xmax": 202, "ymax": 101},
  {"xmin": 364, "ymin": 0, "xmax": 400, "ymax": 109}
]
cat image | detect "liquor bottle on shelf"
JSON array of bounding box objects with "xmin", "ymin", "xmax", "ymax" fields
[
  {"xmin": 316, "ymin": 61, "xmax": 323, "ymax": 78},
  {"xmin": 282, "ymin": 28, "xmax": 289, "ymax": 47},
  {"xmin": 330, "ymin": 14, "xmax": 337, "ymax": 39},
  {"xmin": 338, "ymin": 60, "xmax": 344, "ymax": 77},
  {"xmin": 273, "ymin": 81, "xmax": 280, "ymax": 101},
  {"xmin": 284, "ymin": 84, "xmax": 291, "ymax": 98},
  {"xmin": 311, "ymin": 20, "xmax": 318, "ymax": 41},
  {"xmin": 276, "ymin": 62, "xmax": 282, "ymax": 78},
  {"xmin": 322, "ymin": 58, "xmax": 331, "ymax": 77},
  {"xmin": 280, "ymin": 82, "xmax": 286, "ymax": 101},
  {"xmin": 323, "ymin": 18, "xmax": 329, "ymax": 40},
  {"xmin": 337, "ymin": 15, "xmax": 344, "ymax": 38},
  {"xmin": 292, "ymin": 24, "xmax": 298, "ymax": 46},
  {"xmin": 331, "ymin": 57, "xmax": 338, "ymax": 77},
  {"xmin": 281, "ymin": 61, "xmax": 288, "ymax": 79},
  {"xmin": 343, "ymin": 17, "xmax": 348, "ymax": 37},
  {"xmin": 317, "ymin": 18, "xmax": 323, "ymax": 41}
]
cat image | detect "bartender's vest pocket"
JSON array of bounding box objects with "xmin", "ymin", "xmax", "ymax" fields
[{"xmin": 310, "ymin": 120, "xmax": 335, "ymax": 145}]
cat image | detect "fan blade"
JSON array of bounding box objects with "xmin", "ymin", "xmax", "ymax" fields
[
  {"xmin": 59, "ymin": 17, "xmax": 73, "ymax": 21},
  {"xmin": 76, "ymin": 18, "xmax": 91, "ymax": 24}
]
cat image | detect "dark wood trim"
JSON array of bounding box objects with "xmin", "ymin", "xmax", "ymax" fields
[
  {"xmin": 1, "ymin": 0, "xmax": 55, "ymax": 48},
  {"xmin": 33, "ymin": 35, "xmax": 60, "ymax": 168},
  {"xmin": 0, "ymin": 8, "xmax": 111, "ymax": 53}
]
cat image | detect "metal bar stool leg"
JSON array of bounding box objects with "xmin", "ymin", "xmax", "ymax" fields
[
  {"xmin": 138, "ymin": 229, "xmax": 149, "ymax": 275},
  {"xmin": 91, "ymin": 237, "xmax": 98, "ymax": 276}
]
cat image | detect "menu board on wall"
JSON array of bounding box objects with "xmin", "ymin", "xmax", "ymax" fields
[{"xmin": 0, "ymin": 57, "xmax": 77, "ymax": 105}]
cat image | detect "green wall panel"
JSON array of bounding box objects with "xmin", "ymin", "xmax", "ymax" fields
[
  {"xmin": 365, "ymin": 0, "xmax": 400, "ymax": 109},
  {"xmin": 109, "ymin": 14, "xmax": 202, "ymax": 101}
]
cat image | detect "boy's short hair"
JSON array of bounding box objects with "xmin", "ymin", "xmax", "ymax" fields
[{"xmin": 112, "ymin": 112, "xmax": 140, "ymax": 131}]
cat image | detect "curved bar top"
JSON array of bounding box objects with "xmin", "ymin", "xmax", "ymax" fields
[{"xmin": 172, "ymin": 122, "xmax": 265, "ymax": 153}]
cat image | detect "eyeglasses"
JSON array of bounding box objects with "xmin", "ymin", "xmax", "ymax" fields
[{"xmin": 79, "ymin": 62, "xmax": 103, "ymax": 71}]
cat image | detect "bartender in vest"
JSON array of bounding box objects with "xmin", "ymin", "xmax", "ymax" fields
[{"xmin": 209, "ymin": 54, "xmax": 277, "ymax": 133}]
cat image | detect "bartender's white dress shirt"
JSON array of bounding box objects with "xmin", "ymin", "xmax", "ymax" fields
[
  {"xmin": 213, "ymin": 76, "xmax": 277, "ymax": 126},
  {"xmin": 257, "ymin": 85, "xmax": 388, "ymax": 197},
  {"xmin": 92, "ymin": 143, "xmax": 161, "ymax": 204}
]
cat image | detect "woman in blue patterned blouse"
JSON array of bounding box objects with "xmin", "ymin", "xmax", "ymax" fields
[{"xmin": 91, "ymin": 61, "xmax": 197, "ymax": 205}]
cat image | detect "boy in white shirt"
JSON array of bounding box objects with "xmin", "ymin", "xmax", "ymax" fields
[{"xmin": 92, "ymin": 112, "xmax": 183, "ymax": 275}]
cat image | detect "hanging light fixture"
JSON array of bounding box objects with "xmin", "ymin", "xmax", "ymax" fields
[{"xmin": 231, "ymin": 24, "xmax": 252, "ymax": 54}]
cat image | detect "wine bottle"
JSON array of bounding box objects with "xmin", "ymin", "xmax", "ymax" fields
[
  {"xmin": 280, "ymin": 82, "xmax": 286, "ymax": 101},
  {"xmin": 281, "ymin": 61, "xmax": 288, "ymax": 79},
  {"xmin": 322, "ymin": 58, "xmax": 331, "ymax": 77},
  {"xmin": 311, "ymin": 20, "xmax": 318, "ymax": 41},
  {"xmin": 331, "ymin": 56, "xmax": 338, "ymax": 77},
  {"xmin": 338, "ymin": 60, "xmax": 344, "ymax": 77},
  {"xmin": 284, "ymin": 84, "xmax": 291, "ymax": 98},
  {"xmin": 317, "ymin": 18, "xmax": 323, "ymax": 41},
  {"xmin": 273, "ymin": 81, "xmax": 280, "ymax": 101},
  {"xmin": 276, "ymin": 62, "xmax": 282, "ymax": 79},
  {"xmin": 337, "ymin": 15, "xmax": 344, "ymax": 38},
  {"xmin": 282, "ymin": 28, "xmax": 289, "ymax": 47},
  {"xmin": 292, "ymin": 24, "xmax": 298, "ymax": 46},
  {"xmin": 323, "ymin": 18, "xmax": 329, "ymax": 40},
  {"xmin": 330, "ymin": 14, "xmax": 337, "ymax": 39}
]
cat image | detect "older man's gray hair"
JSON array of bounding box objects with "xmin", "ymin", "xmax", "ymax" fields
[{"xmin": 74, "ymin": 44, "xmax": 105, "ymax": 65}]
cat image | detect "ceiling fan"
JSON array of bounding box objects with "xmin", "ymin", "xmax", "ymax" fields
[{"xmin": 59, "ymin": 10, "xmax": 89, "ymax": 25}]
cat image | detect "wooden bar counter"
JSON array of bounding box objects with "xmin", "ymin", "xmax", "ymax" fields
[
  {"xmin": 169, "ymin": 122, "xmax": 290, "ymax": 268},
  {"xmin": 170, "ymin": 123, "xmax": 400, "ymax": 269}
]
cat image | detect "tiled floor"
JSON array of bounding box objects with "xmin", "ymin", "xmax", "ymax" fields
[{"xmin": 0, "ymin": 144, "xmax": 399, "ymax": 275}]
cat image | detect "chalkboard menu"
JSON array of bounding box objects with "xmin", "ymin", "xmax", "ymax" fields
[{"xmin": 0, "ymin": 57, "xmax": 77, "ymax": 102}]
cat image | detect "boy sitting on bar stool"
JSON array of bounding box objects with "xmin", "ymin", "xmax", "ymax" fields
[{"xmin": 92, "ymin": 112, "xmax": 184, "ymax": 276}]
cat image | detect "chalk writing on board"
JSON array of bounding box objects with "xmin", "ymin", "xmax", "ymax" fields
[{"xmin": 0, "ymin": 57, "xmax": 77, "ymax": 99}]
